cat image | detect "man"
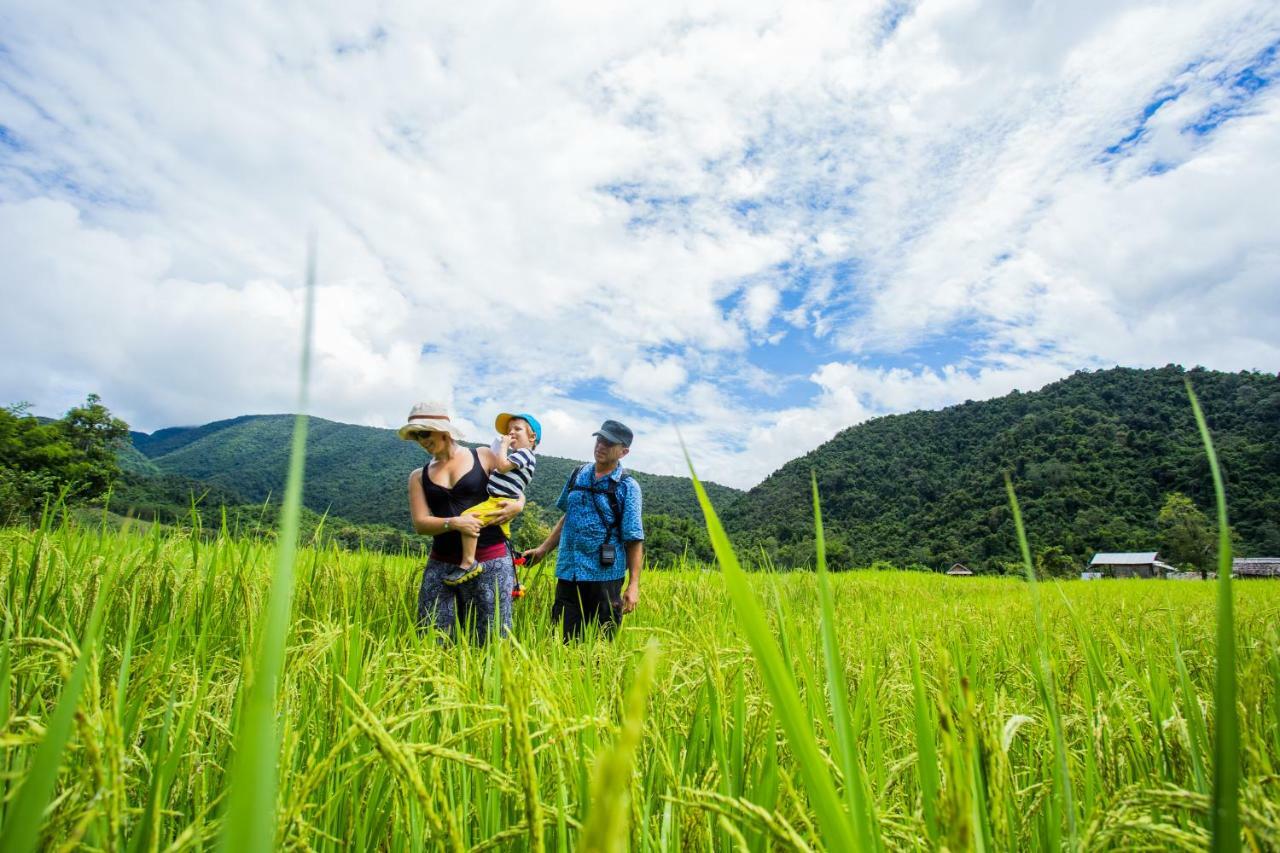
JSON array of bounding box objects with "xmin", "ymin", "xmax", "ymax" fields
[{"xmin": 522, "ymin": 419, "xmax": 644, "ymax": 640}]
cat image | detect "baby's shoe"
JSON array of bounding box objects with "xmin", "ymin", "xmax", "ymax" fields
[{"xmin": 443, "ymin": 561, "xmax": 484, "ymax": 586}]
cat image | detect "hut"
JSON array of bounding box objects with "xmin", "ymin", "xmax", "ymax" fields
[
  {"xmin": 1088, "ymin": 552, "xmax": 1173, "ymax": 579},
  {"xmin": 1233, "ymin": 558, "xmax": 1280, "ymax": 579},
  {"xmin": 946, "ymin": 563, "xmax": 974, "ymax": 577}
]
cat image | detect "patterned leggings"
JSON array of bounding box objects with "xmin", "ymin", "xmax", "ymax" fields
[{"xmin": 417, "ymin": 552, "xmax": 514, "ymax": 644}]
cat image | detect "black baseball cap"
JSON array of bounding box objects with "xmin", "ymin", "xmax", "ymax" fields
[{"xmin": 593, "ymin": 419, "xmax": 634, "ymax": 448}]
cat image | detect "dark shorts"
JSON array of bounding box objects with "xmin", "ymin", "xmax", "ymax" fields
[
  {"xmin": 551, "ymin": 578, "xmax": 624, "ymax": 641},
  {"xmin": 417, "ymin": 553, "xmax": 514, "ymax": 644}
]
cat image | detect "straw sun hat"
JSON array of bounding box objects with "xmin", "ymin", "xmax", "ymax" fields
[{"xmin": 397, "ymin": 402, "xmax": 465, "ymax": 441}]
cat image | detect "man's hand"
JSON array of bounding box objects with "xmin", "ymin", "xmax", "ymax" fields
[
  {"xmin": 620, "ymin": 581, "xmax": 639, "ymax": 614},
  {"xmin": 522, "ymin": 546, "xmax": 545, "ymax": 566}
]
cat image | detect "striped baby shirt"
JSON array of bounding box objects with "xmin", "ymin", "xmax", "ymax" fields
[{"xmin": 488, "ymin": 447, "xmax": 536, "ymax": 499}]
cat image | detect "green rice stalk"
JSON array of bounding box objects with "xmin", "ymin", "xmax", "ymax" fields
[
  {"xmin": 580, "ymin": 639, "xmax": 660, "ymax": 853},
  {"xmin": 334, "ymin": 676, "xmax": 458, "ymax": 849},
  {"xmin": 670, "ymin": 788, "xmax": 813, "ymax": 852},
  {"xmin": 0, "ymin": 617, "xmax": 10, "ymax": 733},
  {"xmin": 685, "ymin": 449, "xmax": 858, "ymax": 851},
  {"xmin": 470, "ymin": 813, "xmax": 583, "ymax": 853},
  {"xmin": 504, "ymin": 651, "xmax": 545, "ymax": 853},
  {"xmin": 218, "ymin": 240, "xmax": 316, "ymax": 853},
  {"xmin": 1171, "ymin": 633, "xmax": 1209, "ymax": 795},
  {"xmin": 0, "ymin": 564, "xmax": 116, "ymax": 853},
  {"xmin": 1186, "ymin": 378, "xmax": 1240, "ymax": 852},
  {"xmin": 909, "ymin": 640, "xmax": 941, "ymax": 846},
  {"xmin": 811, "ymin": 473, "xmax": 880, "ymax": 850},
  {"xmin": 718, "ymin": 813, "xmax": 752, "ymax": 852},
  {"xmin": 1004, "ymin": 472, "xmax": 1076, "ymax": 848}
]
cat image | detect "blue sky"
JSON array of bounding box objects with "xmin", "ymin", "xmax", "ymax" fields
[{"xmin": 1, "ymin": 1, "xmax": 1278, "ymax": 488}]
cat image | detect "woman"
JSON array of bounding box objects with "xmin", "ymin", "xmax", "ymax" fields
[{"xmin": 400, "ymin": 402, "xmax": 523, "ymax": 643}]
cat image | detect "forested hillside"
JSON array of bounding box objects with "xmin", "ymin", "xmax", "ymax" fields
[
  {"xmin": 128, "ymin": 415, "xmax": 742, "ymax": 531},
  {"xmin": 723, "ymin": 366, "xmax": 1280, "ymax": 572}
]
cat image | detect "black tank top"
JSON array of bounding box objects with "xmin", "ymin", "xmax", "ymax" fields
[{"xmin": 422, "ymin": 447, "xmax": 504, "ymax": 561}]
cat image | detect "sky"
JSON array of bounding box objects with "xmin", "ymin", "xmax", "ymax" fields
[{"xmin": 1, "ymin": 1, "xmax": 1278, "ymax": 489}]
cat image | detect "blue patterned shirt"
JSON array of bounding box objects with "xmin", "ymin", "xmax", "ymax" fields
[{"xmin": 554, "ymin": 463, "xmax": 644, "ymax": 582}]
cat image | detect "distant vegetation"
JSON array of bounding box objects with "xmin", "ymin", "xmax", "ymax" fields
[
  {"xmin": 725, "ymin": 365, "xmax": 1280, "ymax": 573},
  {"xmin": 5, "ymin": 365, "xmax": 1277, "ymax": 571},
  {"xmin": 128, "ymin": 415, "xmax": 742, "ymax": 526},
  {"xmin": 120, "ymin": 414, "xmax": 729, "ymax": 563},
  {"xmin": 0, "ymin": 394, "xmax": 129, "ymax": 523},
  {"xmin": 0, "ymin": 402, "xmax": 725, "ymax": 563}
]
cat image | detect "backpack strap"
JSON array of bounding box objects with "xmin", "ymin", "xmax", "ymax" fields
[{"xmin": 567, "ymin": 464, "xmax": 634, "ymax": 543}]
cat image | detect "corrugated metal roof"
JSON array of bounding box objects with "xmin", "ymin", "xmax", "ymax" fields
[
  {"xmin": 1233, "ymin": 557, "xmax": 1280, "ymax": 576},
  {"xmin": 1090, "ymin": 552, "xmax": 1158, "ymax": 565}
]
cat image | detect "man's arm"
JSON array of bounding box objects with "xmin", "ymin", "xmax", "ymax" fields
[
  {"xmin": 523, "ymin": 515, "xmax": 565, "ymax": 566},
  {"xmin": 620, "ymin": 540, "xmax": 643, "ymax": 614},
  {"xmin": 619, "ymin": 477, "xmax": 644, "ymax": 613}
]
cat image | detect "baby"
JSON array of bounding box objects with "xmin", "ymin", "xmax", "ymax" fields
[{"xmin": 446, "ymin": 412, "xmax": 541, "ymax": 586}]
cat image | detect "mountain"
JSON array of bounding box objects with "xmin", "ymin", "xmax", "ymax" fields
[
  {"xmin": 127, "ymin": 415, "xmax": 743, "ymax": 530},
  {"xmin": 723, "ymin": 366, "xmax": 1280, "ymax": 572}
]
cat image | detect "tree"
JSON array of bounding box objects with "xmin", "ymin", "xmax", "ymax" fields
[
  {"xmin": 510, "ymin": 500, "xmax": 552, "ymax": 553},
  {"xmin": 1035, "ymin": 545, "xmax": 1076, "ymax": 579},
  {"xmin": 0, "ymin": 394, "xmax": 130, "ymax": 522},
  {"xmin": 642, "ymin": 513, "xmax": 714, "ymax": 567},
  {"xmin": 1157, "ymin": 492, "xmax": 1214, "ymax": 579},
  {"xmin": 60, "ymin": 393, "xmax": 130, "ymax": 495}
]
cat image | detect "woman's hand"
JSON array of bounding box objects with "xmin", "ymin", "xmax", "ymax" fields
[
  {"xmin": 449, "ymin": 514, "xmax": 484, "ymax": 536},
  {"xmin": 484, "ymin": 497, "xmax": 524, "ymax": 527}
]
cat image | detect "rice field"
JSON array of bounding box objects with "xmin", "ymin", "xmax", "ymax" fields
[{"xmin": 2, "ymin": 512, "xmax": 1278, "ymax": 852}]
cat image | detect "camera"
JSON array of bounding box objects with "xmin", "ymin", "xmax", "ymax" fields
[{"xmin": 598, "ymin": 543, "xmax": 616, "ymax": 568}]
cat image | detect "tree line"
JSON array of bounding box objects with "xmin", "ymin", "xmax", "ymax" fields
[
  {"xmin": 723, "ymin": 365, "xmax": 1279, "ymax": 574},
  {"xmin": 1, "ymin": 396, "xmax": 715, "ymax": 565},
  {"xmin": 7, "ymin": 365, "xmax": 1272, "ymax": 574}
]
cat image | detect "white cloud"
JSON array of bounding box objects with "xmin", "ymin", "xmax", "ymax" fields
[
  {"xmin": 1, "ymin": 0, "xmax": 1278, "ymax": 490},
  {"xmin": 741, "ymin": 284, "xmax": 780, "ymax": 332},
  {"xmin": 618, "ymin": 357, "xmax": 688, "ymax": 402}
]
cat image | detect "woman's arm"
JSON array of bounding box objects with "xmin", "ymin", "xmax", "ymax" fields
[{"xmin": 408, "ymin": 468, "xmax": 482, "ymax": 536}]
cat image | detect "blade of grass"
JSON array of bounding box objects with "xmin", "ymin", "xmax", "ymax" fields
[
  {"xmin": 1171, "ymin": 633, "xmax": 1209, "ymax": 796},
  {"xmin": 580, "ymin": 639, "xmax": 660, "ymax": 853},
  {"xmin": 1004, "ymin": 473, "xmax": 1076, "ymax": 848},
  {"xmin": 0, "ymin": 565, "xmax": 116, "ymax": 853},
  {"xmin": 909, "ymin": 640, "xmax": 941, "ymax": 846},
  {"xmin": 684, "ymin": 444, "xmax": 857, "ymax": 851},
  {"xmin": 1186, "ymin": 378, "xmax": 1239, "ymax": 853},
  {"xmin": 811, "ymin": 473, "xmax": 879, "ymax": 850},
  {"xmin": 218, "ymin": 238, "xmax": 316, "ymax": 853}
]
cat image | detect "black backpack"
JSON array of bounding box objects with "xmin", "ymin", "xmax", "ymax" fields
[{"xmin": 566, "ymin": 463, "xmax": 635, "ymax": 544}]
